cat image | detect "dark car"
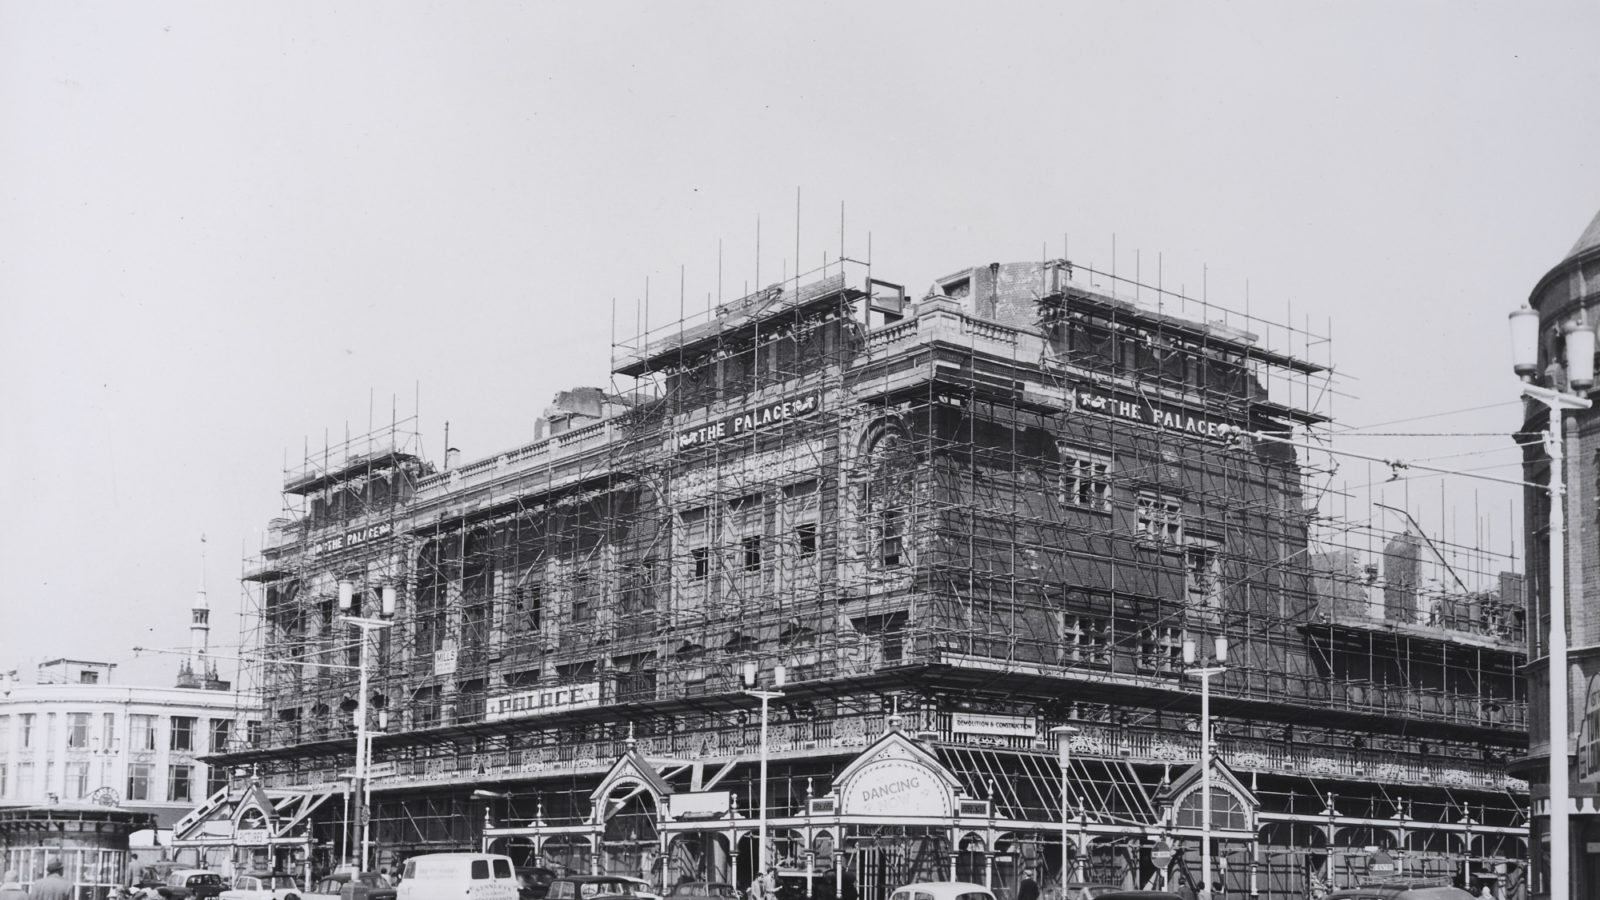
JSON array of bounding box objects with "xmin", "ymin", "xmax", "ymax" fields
[
  {"xmin": 1090, "ymin": 892, "xmax": 1183, "ymax": 900},
  {"xmin": 1325, "ymin": 883, "xmax": 1475, "ymax": 900},
  {"xmin": 1062, "ymin": 886, "xmax": 1122, "ymax": 900},
  {"xmin": 545, "ymin": 877, "xmax": 644, "ymax": 900},
  {"xmin": 340, "ymin": 873, "xmax": 397, "ymax": 900},
  {"xmin": 516, "ymin": 869, "xmax": 558, "ymax": 900},
  {"xmin": 159, "ymin": 871, "xmax": 228, "ymax": 900}
]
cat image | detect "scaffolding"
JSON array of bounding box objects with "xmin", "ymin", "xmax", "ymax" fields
[{"xmin": 234, "ymin": 249, "xmax": 1527, "ymax": 898}]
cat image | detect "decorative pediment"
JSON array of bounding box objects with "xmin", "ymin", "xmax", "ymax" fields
[
  {"xmin": 833, "ymin": 730, "xmax": 962, "ymax": 819},
  {"xmin": 232, "ymin": 782, "xmax": 279, "ymax": 829},
  {"xmin": 1163, "ymin": 757, "xmax": 1258, "ymax": 811},
  {"xmin": 589, "ymin": 750, "xmax": 672, "ymax": 824}
]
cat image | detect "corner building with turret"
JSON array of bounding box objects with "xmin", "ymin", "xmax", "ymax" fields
[{"xmin": 186, "ymin": 255, "xmax": 1529, "ymax": 899}]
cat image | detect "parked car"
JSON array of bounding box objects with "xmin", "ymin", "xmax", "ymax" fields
[
  {"xmin": 1086, "ymin": 893, "xmax": 1182, "ymax": 900},
  {"xmin": 887, "ymin": 882, "xmax": 995, "ymax": 900},
  {"xmin": 1061, "ymin": 886, "xmax": 1121, "ymax": 900},
  {"xmin": 340, "ymin": 873, "xmax": 397, "ymax": 900},
  {"xmin": 515, "ymin": 868, "xmax": 558, "ymax": 900},
  {"xmin": 544, "ymin": 877, "xmax": 644, "ymax": 900},
  {"xmin": 219, "ymin": 872, "xmax": 305, "ymax": 900},
  {"xmin": 664, "ymin": 884, "xmax": 736, "ymax": 900},
  {"xmin": 396, "ymin": 854, "xmax": 518, "ymax": 900},
  {"xmin": 1062, "ymin": 887, "xmax": 1122, "ymax": 900},
  {"xmin": 304, "ymin": 878, "xmax": 350, "ymax": 900},
  {"xmin": 159, "ymin": 870, "xmax": 227, "ymax": 900},
  {"xmin": 616, "ymin": 880, "xmax": 660, "ymax": 900},
  {"xmin": 1325, "ymin": 883, "xmax": 1475, "ymax": 900}
]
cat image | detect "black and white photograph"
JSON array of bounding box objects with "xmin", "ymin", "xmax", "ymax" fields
[{"xmin": 2, "ymin": 4, "xmax": 1598, "ymax": 900}]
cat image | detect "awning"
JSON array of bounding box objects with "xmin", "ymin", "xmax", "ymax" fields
[{"xmin": 937, "ymin": 746, "xmax": 1158, "ymax": 828}]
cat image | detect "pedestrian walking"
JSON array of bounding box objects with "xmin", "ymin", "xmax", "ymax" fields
[{"xmin": 28, "ymin": 860, "xmax": 71, "ymax": 900}]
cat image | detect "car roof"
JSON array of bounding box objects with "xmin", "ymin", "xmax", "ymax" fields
[
  {"xmin": 892, "ymin": 885, "xmax": 993, "ymax": 894},
  {"xmin": 557, "ymin": 877, "xmax": 634, "ymax": 883}
]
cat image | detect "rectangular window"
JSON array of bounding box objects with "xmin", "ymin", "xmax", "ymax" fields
[
  {"xmin": 1136, "ymin": 493, "xmax": 1183, "ymax": 545},
  {"xmin": 1060, "ymin": 448, "xmax": 1112, "ymax": 510},
  {"xmin": 19, "ymin": 714, "xmax": 34, "ymax": 748},
  {"xmin": 691, "ymin": 547, "xmax": 710, "ymax": 580},
  {"xmin": 0, "ymin": 762, "xmax": 7, "ymax": 798},
  {"xmin": 170, "ymin": 716, "xmax": 196, "ymax": 752},
  {"xmin": 101, "ymin": 713, "xmax": 116, "ymax": 749},
  {"xmin": 17, "ymin": 762, "xmax": 34, "ymax": 798},
  {"xmin": 66, "ymin": 761, "xmax": 89, "ymax": 799},
  {"xmin": 126, "ymin": 763, "xmax": 150, "ymax": 801},
  {"xmin": 209, "ymin": 719, "xmax": 231, "ymax": 753},
  {"xmin": 0, "ymin": 716, "xmax": 9, "ymax": 751},
  {"xmin": 1186, "ymin": 540, "xmax": 1223, "ymax": 610},
  {"xmin": 515, "ymin": 583, "xmax": 544, "ymax": 631},
  {"xmin": 79, "ymin": 669, "xmax": 99, "ymax": 684},
  {"xmin": 1060, "ymin": 614, "xmax": 1110, "ymax": 666},
  {"xmin": 880, "ymin": 508, "xmax": 905, "ymax": 567},
  {"xmin": 247, "ymin": 721, "xmax": 263, "ymax": 747},
  {"xmin": 742, "ymin": 535, "xmax": 763, "ymax": 572},
  {"xmin": 207, "ymin": 765, "xmax": 229, "ymax": 797},
  {"xmin": 68, "ymin": 713, "xmax": 90, "ymax": 749},
  {"xmin": 1139, "ymin": 626, "xmax": 1184, "ymax": 673},
  {"xmin": 130, "ymin": 715, "xmax": 157, "ymax": 752},
  {"xmin": 167, "ymin": 764, "xmax": 193, "ymax": 802},
  {"xmin": 796, "ymin": 522, "xmax": 818, "ymax": 558},
  {"xmin": 570, "ymin": 571, "xmax": 593, "ymax": 624}
]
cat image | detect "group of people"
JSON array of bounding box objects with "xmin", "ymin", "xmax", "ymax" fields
[{"xmin": 0, "ymin": 859, "xmax": 77, "ymax": 900}]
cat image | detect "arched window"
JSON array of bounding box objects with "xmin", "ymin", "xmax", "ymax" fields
[
  {"xmin": 857, "ymin": 419, "xmax": 916, "ymax": 568},
  {"xmin": 1174, "ymin": 785, "xmax": 1248, "ymax": 831}
]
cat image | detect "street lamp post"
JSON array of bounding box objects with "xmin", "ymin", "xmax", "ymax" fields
[
  {"xmin": 742, "ymin": 662, "xmax": 786, "ymax": 879},
  {"xmin": 1049, "ymin": 725, "xmax": 1079, "ymax": 891},
  {"xmin": 1184, "ymin": 635, "xmax": 1228, "ymax": 899},
  {"xmin": 1510, "ymin": 305, "xmax": 1593, "ymax": 899},
  {"xmin": 340, "ymin": 580, "xmax": 395, "ymax": 872}
]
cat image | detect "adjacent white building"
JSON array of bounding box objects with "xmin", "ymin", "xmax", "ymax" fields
[{"xmin": 0, "ymin": 657, "xmax": 260, "ymax": 831}]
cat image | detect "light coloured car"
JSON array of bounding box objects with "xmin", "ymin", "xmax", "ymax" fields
[
  {"xmin": 219, "ymin": 873, "xmax": 304, "ymax": 900},
  {"xmin": 617, "ymin": 880, "xmax": 660, "ymax": 900},
  {"xmin": 888, "ymin": 883, "xmax": 995, "ymax": 900}
]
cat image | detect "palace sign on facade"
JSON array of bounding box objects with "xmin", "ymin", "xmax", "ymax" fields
[
  {"xmin": 310, "ymin": 521, "xmax": 395, "ymax": 557},
  {"xmin": 486, "ymin": 682, "xmax": 602, "ymax": 722},
  {"xmin": 676, "ymin": 393, "xmax": 821, "ymax": 451},
  {"xmin": 1074, "ymin": 386, "xmax": 1240, "ymax": 441}
]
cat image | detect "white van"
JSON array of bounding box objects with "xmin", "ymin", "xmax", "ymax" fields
[{"xmin": 397, "ymin": 854, "xmax": 519, "ymax": 900}]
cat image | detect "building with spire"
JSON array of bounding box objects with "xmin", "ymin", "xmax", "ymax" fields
[{"xmin": 0, "ymin": 594, "xmax": 260, "ymax": 860}]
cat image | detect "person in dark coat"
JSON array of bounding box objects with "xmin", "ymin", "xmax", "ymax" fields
[
  {"xmin": 1015, "ymin": 869, "xmax": 1039, "ymax": 900},
  {"xmin": 28, "ymin": 860, "xmax": 72, "ymax": 900}
]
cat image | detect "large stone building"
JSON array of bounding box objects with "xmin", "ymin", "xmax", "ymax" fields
[
  {"xmin": 194, "ymin": 256, "xmax": 1526, "ymax": 899},
  {"xmin": 1516, "ymin": 207, "xmax": 1600, "ymax": 898},
  {"xmin": 0, "ymin": 655, "xmax": 257, "ymax": 841}
]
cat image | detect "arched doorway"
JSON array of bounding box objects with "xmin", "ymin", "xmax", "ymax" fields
[{"xmin": 600, "ymin": 788, "xmax": 660, "ymax": 879}]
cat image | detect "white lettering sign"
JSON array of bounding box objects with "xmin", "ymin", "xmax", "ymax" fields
[
  {"xmin": 951, "ymin": 713, "xmax": 1037, "ymax": 738},
  {"xmin": 486, "ymin": 682, "xmax": 602, "ymax": 722},
  {"xmin": 677, "ymin": 393, "xmax": 821, "ymax": 451},
  {"xmin": 310, "ymin": 521, "xmax": 395, "ymax": 556},
  {"xmin": 235, "ymin": 828, "xmax": 269, "ymax": 846}
]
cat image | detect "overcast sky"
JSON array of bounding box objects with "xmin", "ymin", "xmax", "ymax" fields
[{"xmin": 3, "ymin": 1, "xmax": 1597, "ymax": 686}]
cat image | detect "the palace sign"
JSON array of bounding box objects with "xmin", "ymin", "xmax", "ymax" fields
[
  {"xmin": 310, "ymin": 521, "xmax": 394, "ymax": 557},
  {"xmin": 1074, "ymin": 386, "xmax": 1241, "ymax": 441},
  {"xmin": 677, "ymin": 393, "xmax": 821, "ymax": 451},
  {"xmin": 485, "ymin": 682, "xmax": 602, "ymax": 722}
]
